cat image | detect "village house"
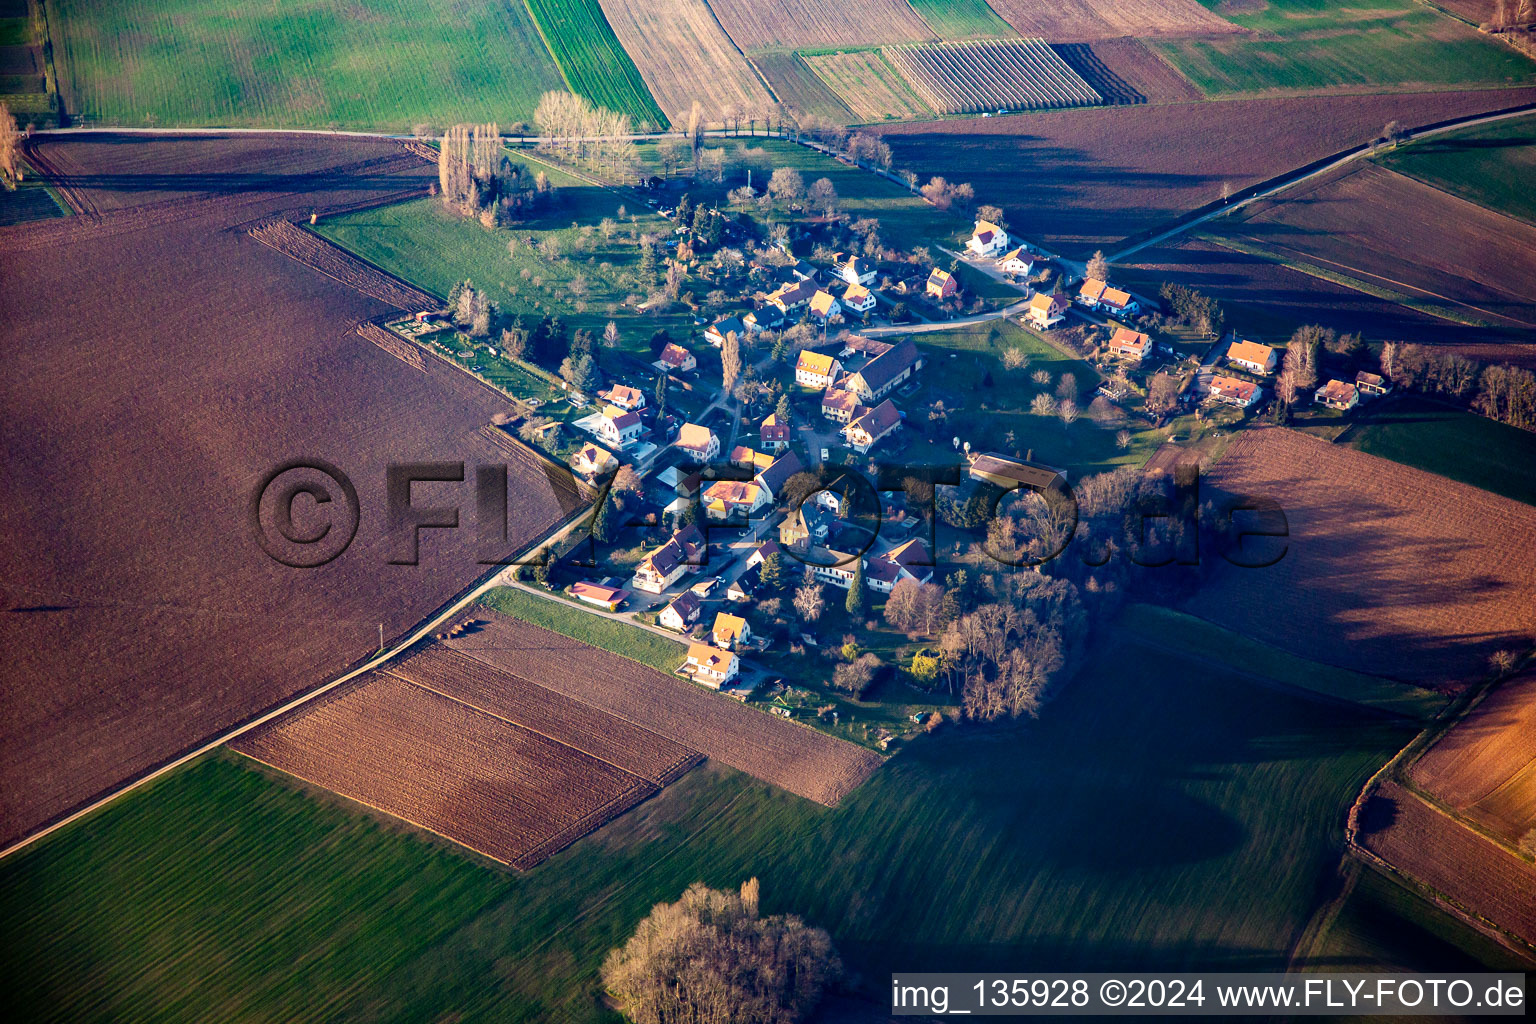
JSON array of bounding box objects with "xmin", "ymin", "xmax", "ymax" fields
[
  {"xmin": 702, "ymin": 479, "xmax": 766, "ymax": 520},
  {"xmin": 704, "ymin": 316, "xmax": 746, "ymax": 348},
  {"xmin": 842, "ymin": 283, "xmax": 876, "ymax": 316},
  {"xmin": 728, "ymin": 445, "xmax": 775, "ymax": 473},
  {"xmin": 926, "ymin": 267, "xmax": 957, "ymax": 300},
  {"xmin": 1025, "ymin": 291, "xmax": 1068, "ymax": 330},
  {"xmin": 658, "ymin": 591, "xmax": 701, "ymax": 631},
  {"xmin": 1208, "ymin": 374, "xmax": 1261, "ymax": 408},
  {"xmin": 968, "ymin": 451, "xmax": 1066, "ymax": 492},
  {"xmin": 1315, "ymin": 379, "xmax": 1360, "ymax": 411},
  {"xmin": 743, "ymin": 306, "xmax": 785, "ymax": 333},
  {"xmin": 759, "ymin": 413, "xmax": 791, "ymax": 452},
  {"xmin": 1098, "ymin": 285, "xmax": 1138, "ymax": 317},
  {"xmin": 657, "ymin": 465, "xmax": 701, "ymax": 501},
  {"xmin": 600, "ymin": 383, "xmax": 646, "ymax": 411},
  {"xmin": 685, "ymin": 643, "xmax": 739, "ymax": 688},
  {"xmin": 754, "ymin": 450, "xmax": 805, "ymax": 503},
  {"xmin": 570, "ymin": 581, "xmax": 627, "ymax": 611},
  {"xmin": 767, "ymin": 279, "xmax": 817, "ymax": 314},
  {"xmin": 821, "ymin": 388, "xmax": 862, "ymax": 423},
  {"xmin": 569, "ymin": 443, "xmax": 617, "ymax": 482},
  {"xmin": 711, "ymin": 612, "xmax": 751, "ymax": 649},
  {"xmin": 811, "ymin": 549, "xmax": 863, "ymax": 589},
  {"xmin": 835, "ymin": 253, "xmax": 878, "ymax": 286},
  {"xmin": 779, "ymin": 501, "xmax": 833, "ymax": 551},
  {"xmin": 842, "ymin": 399, "xmax": 902, "ymax": 453},
  {"xmin": 632, "ymin": 525, "xmax": 707, "ymax": 594},
  {"xmin": 865, "ymin": 539, "xmax": 934, "ymax": 593},
  {"xmin": 1075, "ymin": 277, "xmax": 1107, "ymax": 308},
  {"xmin": 658, "ymin": 342, "xmax": 696, "ymax": 373},
  {"xmin": 997, "ymin": 247, "xmax": 1034, "ymax": 277},
  {"xmin": 795, "ymin": 349, "xmax": 843, "ymax": 389},
  {"xmin": 745, "ymin": 539, "xmax": 780, "ymax": 570},
  {"xmin": 809, "ymin": 289, "xmax": 841, "ymax": 322},
  {"xmin": 1109, "ymin": 327, "xmax": 1151, "ymax": 363},
  {"xmin": 791, "ymin": 259, "xmax": 818, "ymax": 282},
  {"xmin": 1226, "ymin": 339, "xmax": 1278, "ymax": 375},
  {"xmin": 727, "ymin": 571, "xmax": 756, "ymax": 602},
  {"xmin": 842, "ymin": 338, "xmax": 923, "ymax": 403},
  {"xmin": 1355, "ymin": 371, "xmax": 1392, "ymax": 398},
  {"xmin": 966, "ymin": 219, "xmax": 1009, "ymax": 257},
  {"xmin": 674, "ymin": 422, "xmax": 720, "ymax": 462},
  {"xmin": 597, "ymin": 406, "xmax": 644, "ymax": 448}
]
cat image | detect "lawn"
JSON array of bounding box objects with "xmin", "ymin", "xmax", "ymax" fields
[
  {"xmin": 316, "ymin": 158, "xmax": 695, "ymax": 350},
  {"xmin": 481, "ymin": 585, "xmax": 686, "ymax": 675},
  {"xmin": 522, "ymin": 0, "xmax": 667, "ymax": 128},
  {"xmin": 900, "ymin": 319, "xmax": 1166, "ymax": 478},
  {"xmin": 0, "ymin": 620, "xmax": 1427, "ymax": 1020},
  {"xmin": 49, "ymin": 0, "xmax": 567, "ymax": 130},
  {"xmin": 904, "ymin": 0, "xmax": 1016, "ymax": 40},
  {"xmin": 1154, "ymin": 0, "xmax": 1534, "ymax": 96},
  {"xmin": 1343, "ymin": 393, "xmax": 1536, "ymax": 506},
  {"xmin": 1376, "ymin": 112, "xmax": 1536, "ymax": 225}
]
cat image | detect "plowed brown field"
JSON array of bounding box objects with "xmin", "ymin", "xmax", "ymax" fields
[
  {"xmin": 0, "ymin": 134, "xmax": 578, "ymax": 847},
  {"xmin": 1410, "ymin": 671, "xmax": 1536, "ymax": 845},
  {"xmin": 707, "ymin": 0, "xmax": 932, "ymax": 51},
  {"xmin": 986, "ymin": 0, "xmax": 1239, "ymax": 41},
  {"xmin": 233, "ymin": 674, "xmax": 656, "ymax": 868},
  {"xmin": 1183, "ymin": 429, "xmax": 1536, "ymax": 687},
  {"xmin": 446, "ymin": 608, "xmax": 883, "ymax": 805},
  {"xmin": 1361, "ymin": 782, "xmax": 1536, "ymax": 946}
]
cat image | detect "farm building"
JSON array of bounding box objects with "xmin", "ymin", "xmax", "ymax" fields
[
  {"xmin": 1109, "ymin": 327, "xmax": 1151, "ymax": 363},
  {"xmin": 809, "ymin": 289, "xmax": 842, "ymax": 322},
  {"xmin": 796, "ymin": 350, "xmax": 843, "ymax": 389},
  {"xmin": 705, "ymin": 316, "xmax": 746, "ymax": 347},
  {"xmin": 842, "ymin": 283, "xmax": 876, "ymax": 315},
  {"xmin": 968, "ymin": 452, "xmax": 1066, "ymax": 492},
  {"xmin": 843, "ymin": 399, "xmax": 902, "ymax": 453},
  {"xmin": 1025, "ymin": 291, "xmax": 1067, "ymax": 329},
  {"xmin": 835, "ymin": 253, "xmax": 878, "ymax": 286},
  {"xmin": 1315, "ymin": 379, "xmax": 1360, "ymax": 411},
  {"xmin": 674, "ymin": 422, "xmax": 720, "ymax": 462},
  {"xmin": 658, "ymin": 591, "xmax": 701, "ymax": 631},
  {"xmin": 760, "ymin": 414, "xmax": 791, "ymax": 451},
  {"xmin": 866, "ymin": 539, "xmax": 935, "ymax": 593},
  {"xmin": 570, "ymin": 443, "xmax": 617, "ymax": 482},
  {"xmin": 1355, "ymin": 371, "xmax": 1392, "ymax": 397},
  {"xmin": 703, "ymin": 479, "xmax": 766, "ymax": 519},
  {"xmin": 601, "ymin": 384, "xmax": 646, "ymax": 411},
  {"xmin": 1209, "ymin": 374, "xmax": 1261, "ymax": 408},
  {"xmin": 711, "ymin": 612, "xmax": 751, "ymax": 649},
  {"xmin": 755, "ymin": 450, "xmax": 806, "ymax": 502},
  {"xmin": 998, "ymin": 247, "xmax": 1034, "ymax": 276},
  {"xmin": 1226, "ymin": 339, "xmax": 1278, "ymax": 375},
  {"xmin": 684, "ymin": 644, "xmax": 739, "ymax": 688},
  {"xmin": 842, "ymin": 339, "xmax": 923, "ymax": 403},
  {"xmin": 822, "ymin": 388, "xmax": 862, "ymax": 423},
  {"xmin": 658, "ymin": 342, "xmax": 697, "ymax": 373},
  {"xmin": 597, "ymin": 407, "xmax": 644, "ymax": 448},
  {"xmin": 767, "ymin": 279, "xmax": 817, "ymax": 314},
  {"xmin": 967, "ymin": 219, "xmax": 1009, "ymax": 257},
  {"xmin": 571, "ymin": 582, "xmax": 627, "ymax": 611},
  {"xmin": 926, "ymin": 268, "xmax": 957, "ymax": 299}
]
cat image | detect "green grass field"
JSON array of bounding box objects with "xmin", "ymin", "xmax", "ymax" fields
[
  {"xmin": 903, "ymin": 0, "xmax": 1016, "ymax": 41},
  {"xmin": 316, "ymin": 158, "xmax": 693, "ymax": 347},
  {"xmin": 522, "ymin": 0, "xmax": 667, "ymax": 128},
  {"xmin": 1155, "ymin": 0, "xmax": 1534, "ymax": 96},
  {"xmin": 1376, "ymin": 113, "xmax": 1536, "ymax": 225},
  {"xmin": 1344, "ymin": 394, "xmax": 1536, "ymax": 506},
  {"xmin": 49, "ymin": 0, "xmax": 569, "ymax": 130},
  {"xmin": 481, "ymin": 586, "xmax": 686, "ymax": 675},
  {"xmin": 0, "ymin": 616, "xmax": 1433, "ymax": 1020}
]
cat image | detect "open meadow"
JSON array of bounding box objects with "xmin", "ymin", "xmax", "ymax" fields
[
  {"xmin": 49, "ymin": 0, "xmax": 566, "ymax": 129},
  {"xmin": 748, "ymin": 52, "xmax": 854, "ymax": 123},
  {"xmin": 1153, "ymin": 0, "xmax": 1534, "ymax": 96},
  {"xmin": 1181, "ymin": 428, "xmax": 1536, "ymax": 688},
  {"xmin": 875, "ymin": 87, "xmax": 1536, "ymax": 257},
  {"xmin": 595, "ymin": 0, "xmax": 771, "ymax": 124},
  {"xmin": 0, "ymin": 134, "xmax": 577, "ymax": 847},
  {"xmin": 1376, "ymin": 111, "xmax": 1536, "ymax": 224},
  {"xmin": 905, "ymin": 0, "xmax": 1017, "ymax": 40},
  {"xmin": 0, "ymin": 607, "xmax": 1430, "ymax": 1020}
]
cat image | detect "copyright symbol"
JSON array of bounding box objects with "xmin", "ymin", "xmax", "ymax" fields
[
  {"xmin": 1100, "ymin": 980, "xmax": 1126, "ymax": 1007},
  {"xmin": 251, "ymin": 459, "xmax": 359, "ymax": 568}
]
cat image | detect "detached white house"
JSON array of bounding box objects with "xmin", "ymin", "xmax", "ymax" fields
[
  {"xmin": 842, "ymin": 283, "xmax": 876, "ymax": 315},
  {"xmin": 1315, "ymin": 379, "xmax": 1360, "ymax": 411},
  {"xmin": 842, "ymin": 399, "xmax": 901, "ymax": 453},
  {"xmin": 685, "ymin": 643, "xmax": 739, "ymax": 688},
  {"xmin": 1209, "ymin": 374, "xmax": 1260, "ymax": 408},
  {"xmin": 658, "ymin": 342, "xmax": 696, "ymax": 373},
  {"xmin": 674, "ymin": 422, "xmax": 720, "ymax": 462},
  {"xmin": 808, "ymin": 289, "xmax": 841, "ymax": 322},
  {"xmin": 658, "ymin": 591, "xmax": 701, "ymax": 631},
  {"xmin": 795, "ymin": 350, "xmax": 842, "ymax": 389},
  {"xmin": 966, "ymin": 219, "xmax": 1009, "ymax": 257},
  {"xmin": 1025, "ymin": 291, "xmax": 1067, "ymax": 330},
  {"xmin": 1109, "ymin": 327, "xmax": 1151, "ymax": 363},
  {"xmin": 1226, "ymin": 339, "xmax": 1278, "ymax": 376},
  {"xmin": 597, "ymin": 407, "xmax": 644, "ymax": 448},
  {"xmin": 997, "ymin": 247, "xmax": 1034, "ymax": 277},
  {"xmin": 836, "ymin": 253, "xmax": 877, "ymax": 286}
]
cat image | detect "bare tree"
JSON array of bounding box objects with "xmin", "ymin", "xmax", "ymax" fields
[
  {"xmin": 832, "ymin": 653, "xmax": 882, "ymax": 697},
  {"xmin": 794, "ymin": 580, "xmax": 825, "ymax": 623},
  {"xmin": 1380, "ymin": 340, "xmax": 1400, "ymax": 381},
  {"xmin": 768, "ymin": 167, "xmax": 805, "ymax": 204},
  {"xmin": 1086, "ymin": 250, "xmax": 1109, "ymax": 281},
  {"xmin": 1058, "ymin": 397, "xmax": 1079, "ymax": 430},
  {"xmin": 1146, "ymin": 374, "xmax": 1181, "ymax": 418},
  {"xmin": 721, "ymin": 332, "xmax": 742, "ymax": 394},
  {"xmin": 0, "ymin": 103, "xmax": 22, "ymax": 190}
]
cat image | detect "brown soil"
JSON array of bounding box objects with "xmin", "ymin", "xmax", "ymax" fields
[
  {"xmin": 1052, "ymin": 38, "xmax": 1204, "ymax": 105},
  {"xmin": 1182, "ymin": 429, "xmax": 1536, "ymax": 688}
]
